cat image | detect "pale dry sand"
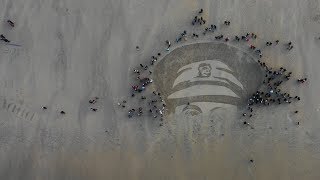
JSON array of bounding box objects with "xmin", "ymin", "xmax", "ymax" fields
[{"xmin": 1, "ymin": 0, "xmax": 320, "ymax": 179}]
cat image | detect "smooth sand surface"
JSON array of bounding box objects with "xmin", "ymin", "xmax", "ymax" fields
[{"xmin": 1, "ymin": 0, "xmax": 320, "ymax": 179}]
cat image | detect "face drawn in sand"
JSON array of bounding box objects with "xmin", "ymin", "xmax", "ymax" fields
[
  {"xmin": 153, "ymin": 42, "xmax": 264, "ymax": 117},
  {"xmin": 196, "ymin": 63, "xmax": 212, "ymax": 77}
]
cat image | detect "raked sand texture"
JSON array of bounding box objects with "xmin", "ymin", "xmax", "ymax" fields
[{"xmin": 1, "ymin": 0, "xmax": 320, "ymax": 179}]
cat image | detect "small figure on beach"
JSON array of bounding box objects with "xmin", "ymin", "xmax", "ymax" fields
[
  {"xmin": 166, "ymin": 40, "xmax": 171, "ymax": 50},
  {"xmin": 7, "ymin": 20, "xmax": 14, "ymax": 27},
  {"xmin": 0, "ymin": 34, "xmax": 10, "ymax": 42},
  {"xmin": 90, "ymin": 108, "xmax": 98, "ymax": 112}
]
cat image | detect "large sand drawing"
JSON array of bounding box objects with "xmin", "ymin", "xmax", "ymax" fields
[
  {"xmin": 148, "ymin": 42, "xmax": 266, "ymax": 152},
  {"xmin": 154, "ymin": 42, "xmax": 264, "ymax": 116}
]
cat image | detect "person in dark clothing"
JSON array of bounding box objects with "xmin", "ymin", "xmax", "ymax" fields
[
  {"xmin": 91, "ymin": 108, "xmax": 97, "ymax": 112},
  {"xmin": 7, "ymin": 20, "xmax": 14, "ymax": 27},
  {"xmin": 0, "ymin": 34, "xmax": 6, "ymax": 39}
]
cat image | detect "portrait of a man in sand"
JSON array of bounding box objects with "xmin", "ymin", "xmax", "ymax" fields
[{"xmin": 153, "ymin": 42, "xmax": 264, "ymax": 117}]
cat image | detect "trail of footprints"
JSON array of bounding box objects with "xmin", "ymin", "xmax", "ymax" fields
[{"xmin": 0, "ymin": 97, "xmax": 39, "ymax": 121}]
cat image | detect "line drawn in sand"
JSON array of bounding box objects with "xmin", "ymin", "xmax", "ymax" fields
[{"xmin": 287, "ymin": 113, "xmax": 293, "ymax": 123}]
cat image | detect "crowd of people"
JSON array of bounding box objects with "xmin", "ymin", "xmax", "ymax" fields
[
  {"xmin": 119, "ymin": 9, "xmax": 307, "ymax": 129},
  {"xmin": 240, "ymin": 44, "xmax": 307, "ymax": 126},
  {"xmin": 119, "ymin": 47, "xmax": 166, "ymax": 122},
  {"xmin": 192, "ymin": 10, "xmax": 206, "ymax": 26},
  {"xmin": 203, "ymin": 24, "xmax": 217, "ymax": 35},
  {"xmin": 241, "ymin": 62, "xmax": 303, "ymax": 121}
]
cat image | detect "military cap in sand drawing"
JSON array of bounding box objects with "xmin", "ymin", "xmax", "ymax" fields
[{"xmin": 153, "ymin": 42, "xmax": 264, "ymax": 114}]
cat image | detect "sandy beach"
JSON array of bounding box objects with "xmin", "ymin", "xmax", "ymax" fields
[{"xmin": 1, "ymin": 0, "xmax": 320, "ymax": 179}]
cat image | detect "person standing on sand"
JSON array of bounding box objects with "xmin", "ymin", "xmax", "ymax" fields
[
  {"xmin": 7, "ymin": 20, "xmax": 14, "ymax": 27},
  {"xmin": 0, "ymin": 34, "xmax": 10, "ymax": 42}
]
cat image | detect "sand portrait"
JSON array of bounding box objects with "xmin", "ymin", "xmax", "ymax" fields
[{"xmin": 154, "ymin": 42, "xmax": 263, "ymax": 117}]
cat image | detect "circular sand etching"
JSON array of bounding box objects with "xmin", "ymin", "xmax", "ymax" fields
[{"xmin": 153, "ymin": 42, "xmax": 264, "ymax": 116}]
